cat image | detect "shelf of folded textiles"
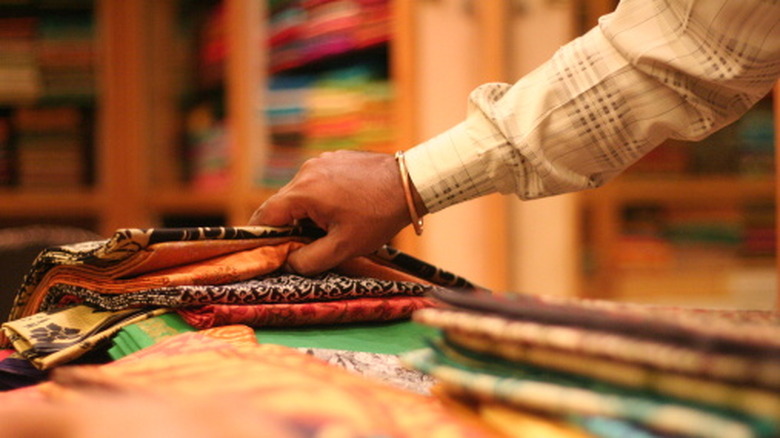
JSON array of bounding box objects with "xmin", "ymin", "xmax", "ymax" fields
[
  {"xmin": 269, "ymin": 42, "xmax": 390, "ymax": 76},
  {"xmin": 582, "ymin": 175, "xmax": 775, "ymax": 205},
  {"xmin": 0, "ymin": 187, "xmax": 100, "ymax": 216}
]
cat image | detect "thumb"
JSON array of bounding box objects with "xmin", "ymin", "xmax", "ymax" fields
[{"xmin": 285, "ymin": 231, "xmax": 353, "ymax": 276}]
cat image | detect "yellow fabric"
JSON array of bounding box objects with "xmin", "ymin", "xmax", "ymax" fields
[{"xmin": 3, "ymin": 305, "xmax": 169, "ymax": 370}]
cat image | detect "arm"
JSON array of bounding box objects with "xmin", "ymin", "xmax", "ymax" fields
[
  {"xmin": 408, "ymin": 0, "xmax": 780, "ymax": 212},
  {"xmin": 251, "ymin": 0, "xmax": 780, "ymax": 274}
]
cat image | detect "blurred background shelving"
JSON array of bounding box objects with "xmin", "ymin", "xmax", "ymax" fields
[{"xmin": 0, "ymin": 0, "xmax": 97, "ymax": 229}]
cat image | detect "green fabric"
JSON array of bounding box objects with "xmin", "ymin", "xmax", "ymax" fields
[
  {"xmin": 255, "ymin": 320, "xmax": 438, "ymax": 355},
  {"xmin": 108, "ymin": 313, "xmax": 194, "ymax": 359},
  {"xmin": 108, "ymin": 313, "xmax": 437, "ymax": 360}
]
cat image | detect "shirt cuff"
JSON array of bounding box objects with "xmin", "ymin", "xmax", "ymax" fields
[{"xmin": 404, "ymin": 112, "xmax": 504, "ymax": 214}]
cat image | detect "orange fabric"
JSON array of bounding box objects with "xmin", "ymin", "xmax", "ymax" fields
[
  {"xmin": 20, "ymin": 243, "xmax": 301, "ymax": 318},
  {"xmin": 19, "ymin": 240, "xmax": 438, "ymax": 321},
  {"xmin": 1, "ymin": 327, "xmax": 500, "ymax": 437},
  {"xmin": 107, "ymin": 237, "xmax": 307, "ymax": 279}
]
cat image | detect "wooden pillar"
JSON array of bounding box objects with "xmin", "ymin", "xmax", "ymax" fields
[
  {"xmin": 225, "ymin": 0, "xmax": 264, "ymax": 224},
  {"xmin": 96, "ymin": 0, "xmax": 153, "ymax": 235}
]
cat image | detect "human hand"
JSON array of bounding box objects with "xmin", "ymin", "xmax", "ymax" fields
[{"xmin": 249, "ymin": 150, "xmax": 425, "ymax": 275}]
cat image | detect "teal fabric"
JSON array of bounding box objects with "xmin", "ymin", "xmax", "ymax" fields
[{"xmin": 402, "ymin": 341, "xmax": 777, "ymax": 438}]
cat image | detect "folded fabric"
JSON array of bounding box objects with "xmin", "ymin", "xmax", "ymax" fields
[
  {"xmin": 444, "ymin": 328, "xmax": 780, "ymax": 421},
  {"xmin": 108, "ymin": 312, "xmax": 440, "ymax": 360},
  {"xmin": 40, "ymin": 270, "xmax": 433, "ymax": 311},
  {"xmin": 431, "ymin": 289, "xmax": 780, "ymax": 357},
  {"xmin": 0, "ymin": 354, "xmax": 48, "ymax": 391},
  {"xmin": 299, "ymin": 347, "xmax": 435, "ymax": 395},
  {"xmin": 0, "ymin": 326, "xmax": 500, "ymax": 437},
  {"xmin": 107, "ymin": 314, "xmax": 435, "ymax": 394},
  {"xmin": 414, "ymin": 307, "xmax": 780, "ymax": 392},
  {"xmin": 108, "ymin": 313, "xmax": 196, "ymax": 359},
  {"xmin": 569, "ymin": 415, "xmax": 670, "ymax": 438},
  {"xmin": 403, "ymin": 343, "xmax": 773, "ymax": 438},
  {"xmin": 3, "ymin": 304, "xmax": 169, "ymax": 370},
  {"xmin": 408, "ymin": 289, "xmax": 780, "ymax": 438},
  {"xmin": 179, "ymin": 295, "xmax": 436, "ymax": 329},
  {"xmin": 3, "ymin": 225, "xmax": 476, "ymax": 349},
  {"xmin": 8, "ymin": 226, "xmax": 307, "ymax": 322},
  {"xmin": 10, "ymin": 225, "xmax": 473, "ymax": 320},
  {"xmin": 431, "ymin": 386, "xmax": 594, "ymax": 438}
]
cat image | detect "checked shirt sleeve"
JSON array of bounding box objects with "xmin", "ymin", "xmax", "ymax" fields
[{"xmin": 405, "ymin": 0, "xmax": 780, "ymax": 213}]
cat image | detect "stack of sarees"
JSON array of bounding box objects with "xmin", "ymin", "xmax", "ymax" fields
[
  {"xmin": 0, "ymin": 225, "xmax": 475, "ymax": 373},
  {"xmin": 403, "ymin": 288, "xmax": 780, "ymax": 438}
]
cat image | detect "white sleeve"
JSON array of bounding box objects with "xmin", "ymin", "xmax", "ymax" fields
[{"xmin": 405, "ymin": 0, "xmax": 780, "ymax": 213}]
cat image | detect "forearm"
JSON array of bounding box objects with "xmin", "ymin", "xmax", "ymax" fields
[{"xmin": 406, "ymin": 0, "xmax": 780, "ymax": 214}]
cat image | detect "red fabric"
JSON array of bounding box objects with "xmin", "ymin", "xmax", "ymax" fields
[{"xmin": 178, "ymin": 296, "xmax": 437, "ymax": 329}]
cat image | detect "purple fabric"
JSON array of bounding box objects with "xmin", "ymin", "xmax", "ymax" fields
[{"xmin": 0, "ymin": 356, "xmax": 48, "ymax": 390}]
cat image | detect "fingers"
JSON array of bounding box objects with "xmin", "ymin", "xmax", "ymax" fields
[{"xmin": 284, "ymin": 229, "xmax": 351, "ymax": 275}]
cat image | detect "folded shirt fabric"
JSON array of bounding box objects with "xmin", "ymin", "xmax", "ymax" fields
[{"xmin": 404, "ymin": 289, "xmax": 780, "ymax": 438}]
